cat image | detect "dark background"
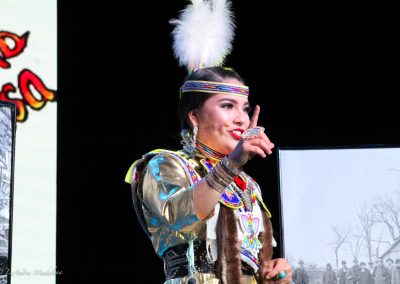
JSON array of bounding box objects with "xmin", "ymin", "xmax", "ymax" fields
[{"xmin": 57, "ymin": 0, "xmax": 398, "ymax": 283}]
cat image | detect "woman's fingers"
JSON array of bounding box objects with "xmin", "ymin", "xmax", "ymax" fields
[
  {"xmin": 260, "ymin": 132, "xmax": 274, "ymax": 149},
  {"xmin": 246, "ymin": 138, "xmax": 273, "ymax": 155},
  {"xmin": 230, "ymin": 113, "xmax": 277, "ymax": 166},
  {"xmin": 253, "ymin": 139, "xmax": 273, "ymax": 155},
  {"xmin": 247, "ymin": 145, "xmax": 267, "ymax": 158},
  {"xmin": 249, "ymin": 105, "xmax": 260, "ymax": 129}
]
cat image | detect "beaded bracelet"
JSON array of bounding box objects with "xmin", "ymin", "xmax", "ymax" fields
[
  {"xmin": 220, "ymin": 156, "xmax": 242, "ymax": 177},
  {"xmin": 205, "ymin": 174, "xmax": 226, "ymax": 193},
  {"xmin": 205, "ymin": 157, "xmax": 242, "ymax": 193}
]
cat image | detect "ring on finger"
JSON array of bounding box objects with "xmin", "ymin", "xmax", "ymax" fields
[
  {"xmin": 272, "ymin": 270, "xmax": 287, "ymax": 281},
  {"xmin": 242, "ymin": 126, "xmax": 265, "ymax": 141}
]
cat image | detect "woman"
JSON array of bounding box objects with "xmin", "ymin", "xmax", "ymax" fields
[
  {"xmin": 125, "ymin": 67, "xmax": 291, "ymax": 283},
  {"xmin": 125, "ymin": 0, "xmax": 291, "ymax": 282}
]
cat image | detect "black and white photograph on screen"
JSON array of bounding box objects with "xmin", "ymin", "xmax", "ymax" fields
[
  {"xmin": 0, "ymin": 102, "xmax": 15, "ymax": 284},
  {"xmin": 278, "ymin": 147, "xmax": 400, "ymax": 284}
]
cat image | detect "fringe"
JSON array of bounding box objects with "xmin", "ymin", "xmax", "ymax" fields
[
  {"xmin": 216, "ymin": 205, "xmax": 242, "ymax": 284},
  {"xmin": 256, "ymin": 209, "xmax": 274, "ymax": 283}
]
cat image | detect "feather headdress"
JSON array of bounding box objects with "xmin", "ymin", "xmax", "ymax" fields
[{"xmin": 170, "ymin": 0, "xmax": 235, "ymax": 72}]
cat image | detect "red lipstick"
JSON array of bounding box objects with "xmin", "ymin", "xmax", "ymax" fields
[{"xmin": 229, "ymin": 128, "xmax": 244, "ymax": 140}]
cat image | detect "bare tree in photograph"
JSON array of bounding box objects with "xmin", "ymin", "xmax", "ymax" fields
[
  {"xmin": 373, "ymin": 193, "xmax": 400, "ymax": 241},
  {"xmin": 357, "ymin": 205, "xmax": 377, "ymax": 264},
  {"xmin": 348, "ymin": 226, "xmax": 364, "ymax": 261},
  {"xmin": 329, "ymin": 226, "xmax": 350, "ymax": 269}
]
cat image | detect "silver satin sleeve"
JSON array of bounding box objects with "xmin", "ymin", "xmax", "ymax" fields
[{"xmin": 139, "ymin": 153, "xmax": 206, "ymax": 257}]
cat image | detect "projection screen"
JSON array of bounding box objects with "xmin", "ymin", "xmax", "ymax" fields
[{"xmin": 278, "ymin": 146, "xmax": 400, "ymax": 284}]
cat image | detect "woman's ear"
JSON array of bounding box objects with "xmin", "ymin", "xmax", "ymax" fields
[{"xmin": 188, "ymin": 109, "xmax": 199, "ymax": 128}]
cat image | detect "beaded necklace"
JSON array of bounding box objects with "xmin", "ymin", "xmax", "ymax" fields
[{"xmin": 195, "ymin": 139, "xmax": 225, "ymax": 161}]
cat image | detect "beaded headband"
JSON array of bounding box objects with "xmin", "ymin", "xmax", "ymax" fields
[{"xmin": 182, "ymin": 80, "xmax": 249, "ymax": 97}]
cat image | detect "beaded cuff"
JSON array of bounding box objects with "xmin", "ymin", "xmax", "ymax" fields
[{"xmin": 205, "ymin": 157, "xmax": 242, "ymax": 193}]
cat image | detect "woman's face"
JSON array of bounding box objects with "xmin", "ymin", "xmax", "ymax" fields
[{"xmin": 189, "ymin": 78, "xmax": 251, "ymax": 155}]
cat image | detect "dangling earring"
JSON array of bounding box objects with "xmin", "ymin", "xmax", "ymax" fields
[
  {"xmin": 187, "ymin": 125, "xmax": 198, "ymax": 158},
  {"xmin": 191, "ymin": 125, "xmax": 198, "ymax": 151},
  {"xmin": 180, "ymin": 126, "xmax": 198, "ymax": 158}
]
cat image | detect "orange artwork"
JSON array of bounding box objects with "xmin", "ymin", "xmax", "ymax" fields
[{"xmin": 0, "ymin": 31, "xmax": 56, "ymax": 122}]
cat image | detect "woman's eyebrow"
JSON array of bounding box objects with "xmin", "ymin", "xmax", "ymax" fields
[
  {"xmin": 217, "ymin": 98, "xmax": 250, "ymax": 107},
  {"xmin": 217, "ymin": 98, "xmax": 238, "ymax": 103},
  {"xmin": 216, "ymin": 98, "xmax": 249, "ymax": 106}
]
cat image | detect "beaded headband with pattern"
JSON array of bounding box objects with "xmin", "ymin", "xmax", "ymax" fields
[{"xmin": 182, "ymin": 80, "xmax": 249, "ymax": 97}]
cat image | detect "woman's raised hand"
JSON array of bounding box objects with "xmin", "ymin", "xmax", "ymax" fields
[{"xmin": 228, "ymin": 105, "xmax": 274, "ymax": 168}]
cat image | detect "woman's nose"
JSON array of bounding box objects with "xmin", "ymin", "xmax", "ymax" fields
[{"xmin": 233, "ymin": 111, "xmax": 246, "ymax": 125}]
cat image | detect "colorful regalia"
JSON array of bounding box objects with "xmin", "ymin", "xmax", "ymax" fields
[{"xmin": 125, "ymin": 146, "xmax": 276, "ymax": 283}]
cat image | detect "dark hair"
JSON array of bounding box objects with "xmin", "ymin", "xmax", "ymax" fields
[{"xmin": 178, "ymin": 67, "xmax": 244, "ymax": 130}]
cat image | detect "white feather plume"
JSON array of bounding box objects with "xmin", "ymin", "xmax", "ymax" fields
[{"xmin": 170, "ymin": 0, "xmax": 235, "ymax": 70}]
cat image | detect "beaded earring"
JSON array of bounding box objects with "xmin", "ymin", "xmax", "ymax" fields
[
  {"xmin": 191, "ymin": 125, "xmax": 198, "ymax": 153},
  {"xmin": 180, "ymin": 126, "xmax": 198, "ymax": 158}
]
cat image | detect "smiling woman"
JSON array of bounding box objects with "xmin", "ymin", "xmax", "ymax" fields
[
  {"xmin": 124, "ymin": 0, "xmax": 292, "ymax": 283},
  {"xmin": 194, "ymin": 90, "xmax": 251, "ymax": 150},
  {"xmin": 182, "ymin": 68, "xmax": 251, "ymax": 155}
]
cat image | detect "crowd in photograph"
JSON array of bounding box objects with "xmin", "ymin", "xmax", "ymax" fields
[{"xmin": 291, "ymin": 258, "xmax": 400, "ymax": 284}]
